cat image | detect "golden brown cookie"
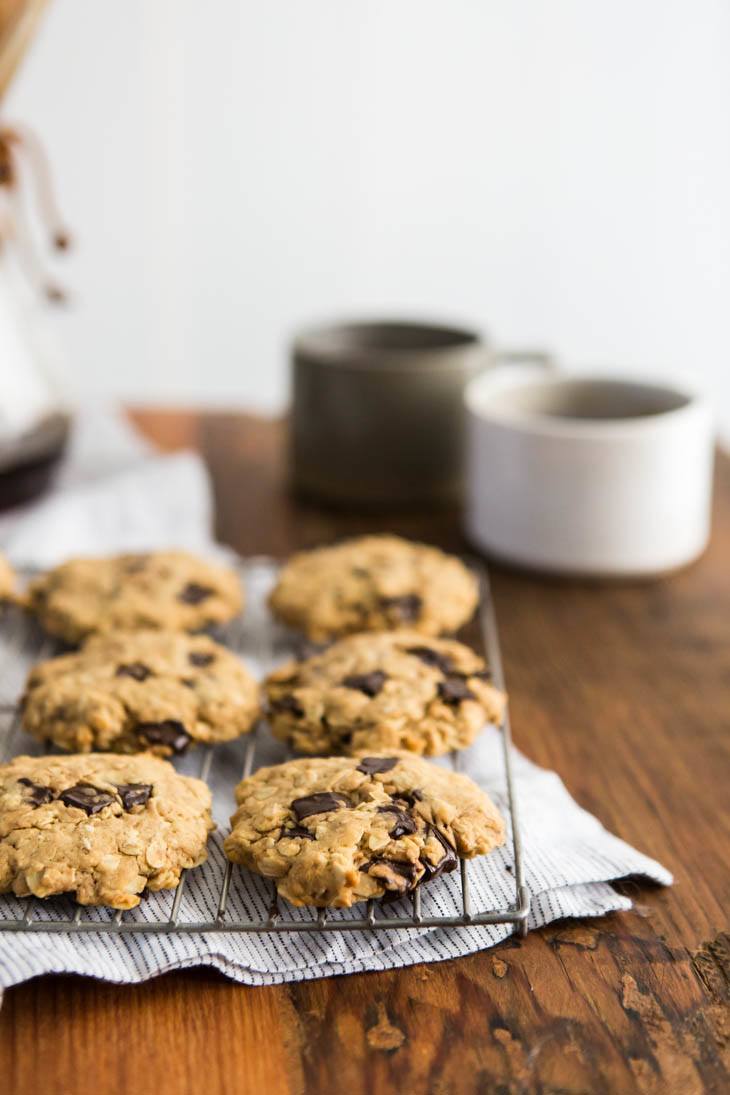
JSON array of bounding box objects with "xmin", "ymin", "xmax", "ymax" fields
[
  {"xmin": 0, "ymin": 753, "xmax": 214, "ymax": 908},
  {"xmin": 266, "ymin": 630, "xmax": 505, "ymax": 756},
  {"xmin": 25, "ymin": 550, "xmax": 243, "ymax": 643},
  {"xmin": 269, "ymin": 535, "xmax": 479, "ymax": 641},
  {"xmin": 22, "ymin": 629, "xmax": 260, "ymax": 755},
  {"xmin": 224, "ymin": 751, "xmax": 504, "ymax": 908}
]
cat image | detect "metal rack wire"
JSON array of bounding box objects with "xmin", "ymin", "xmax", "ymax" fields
[{"xmin": 0, "ymin": 557, "xmax": 529, "ymax": 937}]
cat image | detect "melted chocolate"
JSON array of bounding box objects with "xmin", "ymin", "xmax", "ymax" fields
[
  {"xmin": 188, "ymin": 651, "xmax": 215, "ymax": 667},
  {"xmin": 116, "ymin": 783, "xmax": 152, "ymax": 810},
  {"xmin": 59, "ymin": 784, "xmax": 116, "ymax": 815},
  {"xmin": 270, "ymin": 694, "xmax": 305, "ymax": 718},
  {"xmin": 280, "ymin": 823, "xmax": 315, "ymax": 842},
  {"xmin": 368, "ymin": 857, "xmax": 420, "ymax": 886},
  {"xmin": 406, "ymin": 646, "xmax": 454, "ymax": 674},
  {"xmin": 17, "ymin": 777, "xmax": 54, "ymax": 807},
  {"xmin": 420, "ymin": 825, "xmax": 458, "ymax": 880},
  {"xmin": 115, "ymin": 662, "xmax": 152, "ymax": 682},
  {"xmin": 135, "ymin": 720, "xmax": 191, "ymax": 754},
  {"xmin": 341, "ymin": 670, "xmax": 387, "ymax": 697},
  {"xmin": 290, "ymin": 792, "xmax": 348, "ymax": 821},
  {"xmin": 394, "ymin": 788, "xmax": 423, "ymax": 807},
  {"xmin": 377, "ymin": 805, "xmax": 417, "ymax": 839},
  {"xmin": 437, "ymin": 677, "xmax": 476, "ymax": 705},
  {"xmin": 178, "ymin": 582, "xmax": 214, "ymax": 605},
  {"xmin": 356, "ymin": 757, "xmax": 398, "ymax": 776}
]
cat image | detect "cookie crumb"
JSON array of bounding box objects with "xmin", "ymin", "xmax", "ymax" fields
[
  {"xmin": 492, "ymin": 956, "xmax": 508, "ymax": 978},
  {"xmin": 366, "ymin": 1003, "xmax": 406, "ymax": 1052}
]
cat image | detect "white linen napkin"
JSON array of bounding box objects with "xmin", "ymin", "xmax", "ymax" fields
[
  {"xmin": 0, "ymin": 411, "xmax": 672, "ymax": 988},
  {"xmin": 0, "ymin": 406, "xmax": 214, "ymax": 566}
]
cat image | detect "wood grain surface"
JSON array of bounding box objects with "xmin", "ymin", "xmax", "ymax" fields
[{"xmin": 1, "ymin": 410, "xmax": 728, "ymax": 1095}]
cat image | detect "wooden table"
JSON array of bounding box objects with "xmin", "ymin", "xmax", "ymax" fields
[{"xmin": 2, "ymin": 411, "xmax": 728, "ymax": 1095}]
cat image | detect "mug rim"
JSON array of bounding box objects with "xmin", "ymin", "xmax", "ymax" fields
[
  {"xmin": 465, "ymin": 373, "xmax": 708, "ymax": 438},
  {"xmin": 293, "ymin": 318, "xmax": 483, "ymax": 367}
]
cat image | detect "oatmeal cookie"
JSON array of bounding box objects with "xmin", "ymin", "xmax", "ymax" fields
[
  {"xmin": 0, "ymin": 752, "xmax": 214, "ymax": 908},
  {"xmin": 268, "ymin": 535, "xmax": 478, "ymax": 641},
  {"xmin": 25, "ymin": 550, "xmax": 243, "ymax": 643},
  {"xmin": 22, "ymin": 629, "xmax": 260, "ymax": 755},
  {"xmin": 224, "ymin": 751, "xmax": 504, "ymax": 907},
  {"xmin": 266, "ymin": 630, "xmax": 505, "ymax": 756}
]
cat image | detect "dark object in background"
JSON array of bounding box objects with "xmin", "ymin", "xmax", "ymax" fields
[
  {"xmin": 290, "ymin": 319, "xmax": 484, "ymax": 506},
  {"xmin": 0, "ymin": 412, "xmax": 69, "ymax": 509},
  {"xmin": 290, "ymin": 319, "xmax": 548, "ymax": 506}
]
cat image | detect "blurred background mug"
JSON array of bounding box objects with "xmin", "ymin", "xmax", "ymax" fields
[
  {"xmin": 465, "ymin": 369, "xmax": 714, "ymax": 576},
  {"xmin": 290, "ymin": 319, "xmax": 550, "ymax": 505}
]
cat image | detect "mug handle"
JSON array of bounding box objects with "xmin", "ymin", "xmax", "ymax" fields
[
  {"xmin": 485, "ymin": 349, "xmax": 556, "ymax": 372},
  {"xmin": 473, "ymin": 348, "xmax": 557, "ymax": 394}
]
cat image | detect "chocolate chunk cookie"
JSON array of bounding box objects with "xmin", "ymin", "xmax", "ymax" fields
[
  {"xmin": 224, "ymin": 752, "xmax": 504, "ymax": 908},
  {"xmin": 22, "ymin": 630, "xmax": 260, "ymax": 755},
  {"xmin": 0, "ymin": 753, "xmax": 214, "ymax": 908},
  {"xmin": 268, "ymin": 535, "xmax": 479, "ymax": 641},
  {"xmin": 266, "ymin": 630, "xmax": 505, "ymax": 756},
  {"xmin": 25, "ymin": 550, "xmax": 243, "ymax": 644}
]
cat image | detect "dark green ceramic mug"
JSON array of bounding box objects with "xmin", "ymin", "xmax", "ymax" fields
[{"xmin": 290, "ymin": 319, "xmax": 550, "ymax": 505}]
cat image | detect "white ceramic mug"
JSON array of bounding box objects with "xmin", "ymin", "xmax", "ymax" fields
[{"xmin": 464, "ymin": 370, "xmax": 714, "ymax": 576}]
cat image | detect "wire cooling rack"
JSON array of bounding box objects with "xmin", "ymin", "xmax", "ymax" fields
[{"xmin": 0, "ymin": 557, "xmax": 528, "ymax": 937}]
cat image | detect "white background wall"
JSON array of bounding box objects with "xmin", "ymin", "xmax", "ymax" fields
[{"xmin": 6, "ymin": 1, "xmax": 730, "ymax": 435}]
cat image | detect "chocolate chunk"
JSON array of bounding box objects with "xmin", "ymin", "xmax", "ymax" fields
[
  {"xmin": 420, "ymin": 825, "xmax": 458, "ymax": 880},
  {"xmin": 116, "ymin": 783, "xmax": 152, "ymax": 810},
  {"xmin": 188, "ymin": 651, "xmax": 215, "ymax": 667},
  {"xmin": 136, "ymin": 720, "xmax": 191, "ymax": 754},
  {"xmin": 17, "ymin": 777, "xmax": 54, "ymax": 807},
  {"xmin": 290, "ymin": 792, "xmax": 348, "ymax": 821},
  {"xmin": 341, "ymin": 670, "xmax": 387, "ymax": 697},
  {"xmin": 178, "ymin": 582, "xmax": 214, "ymax": 605},
  {"xmin": 270, "ymin": 694, "xmax": 305, "ymax": 718},
  {"xmin": 377, "ymin": 805, "xmax": 417, "ymax": 839},
  {"xmin": 59, "ymin": 783, "xmax": 116, "ymax": 815},
  {"xmin": 115, "ymin": 662, "xmax": 152, "ymax": 682},
  {"xmin": 368, "ymin": 857, "xmax": 419, "ymax": 886},
  {"xmin": 406, "ymin": 646, "xmax": 454, "ymax": 674},
  {"xmin": 380, "ymin": 593, "xmax": 422, "ymax": 623},
  {"xmin": 279, "ymin": 823, "xmax": 315, "ymax": 842},
  {"xmin": 395, "ymin": 788, "xmax": 424, "ymax": 806},
  {"xmin": 180, "ymin": 678, "xmax": 196, "ymax": 688},
  {"xmin": 356, "ymin": 757, "xmax": 398, "ymax": 776},
  {"xmin": 437, "ymin": 677, "xmax": 476, "ymax": 705}
]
